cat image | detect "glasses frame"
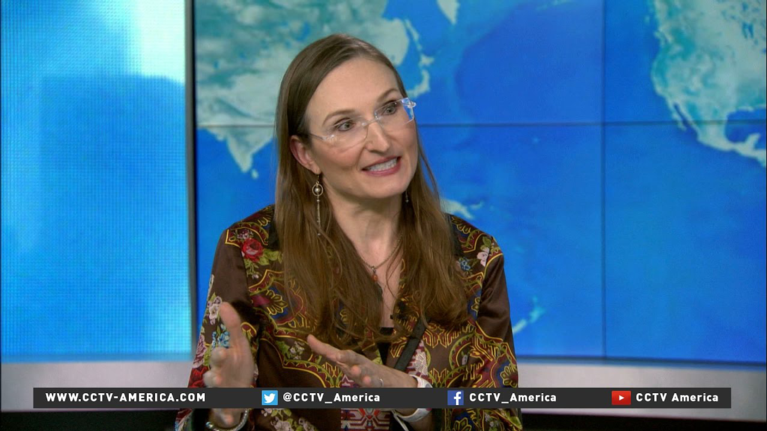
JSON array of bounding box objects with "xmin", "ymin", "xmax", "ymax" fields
[{"xmin": 307, "ymin": 98, "xmax": 417, "ymax": 146}]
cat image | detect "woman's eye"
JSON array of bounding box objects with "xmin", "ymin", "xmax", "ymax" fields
[
  {"xmin": 335, "ymin": 120, "xmax": 355, "ymax": 132},
  {"xmin": 381, "ymin": 103, "xmax": 399, "ymax": 115}
]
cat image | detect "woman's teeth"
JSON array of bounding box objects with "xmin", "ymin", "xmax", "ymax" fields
[{"xmin": 366, "ymin": 158, "xmax": 397, "ymax": 172}]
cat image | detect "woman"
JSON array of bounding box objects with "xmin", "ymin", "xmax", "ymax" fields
[{"xmin": 176, "ymin": 34, "xmax": 521, "ymax": 431}]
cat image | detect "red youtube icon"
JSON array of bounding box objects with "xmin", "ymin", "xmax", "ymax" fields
[{"xmin": 612, "ymin": 390, "xmax": 632, "ymax": 406}]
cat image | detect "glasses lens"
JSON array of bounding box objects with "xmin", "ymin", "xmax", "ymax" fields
[
  {"xmin": 377, "ymin": 99, "xmax": 415, "ymax": 128},
  {"xmin": 328, "ymin": 99, "xmax": 415, "ymax": 148},
  {"xmin": 327, "ymin": 121, "xmax": 365, "ymax": 148}
]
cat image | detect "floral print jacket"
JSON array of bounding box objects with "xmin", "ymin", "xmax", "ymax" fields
[{"xmin": 176, "ymin": 205, "xmax": 522, "ymax": 431}]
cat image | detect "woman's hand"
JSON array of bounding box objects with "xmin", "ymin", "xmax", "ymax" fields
[
  {"xmin": 307, "ymin": 334, "xmax": 415, "ymax": 389},
  {"xmin": 306, "ymin": 334, "xmax": 425, "ymax": 419},
  {"xmin": 203, "ymin": 302, "xmax": 254, "ymax": 427}
]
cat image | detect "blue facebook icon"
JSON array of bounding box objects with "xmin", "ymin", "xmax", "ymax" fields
[{"xmin": 447, "ymin": 390, "xmax": 464, "ymax": 406}]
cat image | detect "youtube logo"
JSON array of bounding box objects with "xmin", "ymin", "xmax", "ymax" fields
[{"xmin": 612, "ymin": 390, "xmax": 631, "ymax": 406}]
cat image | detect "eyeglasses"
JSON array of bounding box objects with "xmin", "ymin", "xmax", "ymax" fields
[{"xmin": 308, "ymin": 98, "xmax": 416, "ymax": 149}]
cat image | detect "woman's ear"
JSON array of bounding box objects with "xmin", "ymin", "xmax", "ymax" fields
[{"xmin": 290, "ymin": 136, "xmax": 321, "ymax": 175}]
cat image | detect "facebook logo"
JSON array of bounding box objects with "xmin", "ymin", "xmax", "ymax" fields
[{"xmin": 447, "ymin": 390, "xmax": 464, "ymax": 406}]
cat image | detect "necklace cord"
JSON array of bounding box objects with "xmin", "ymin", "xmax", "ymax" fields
[{"xmin": 358, "ymin": 238, "xmax": 401, "ymax": 283}]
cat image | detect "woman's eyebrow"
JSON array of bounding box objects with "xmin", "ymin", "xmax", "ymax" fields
[
  {"xmin": 322, "ymin": 108, "xmax": 356, "ymax": 127},
  {"xmin": 376, "ymin": 88, "xmax": 401, "ymax": 102}
]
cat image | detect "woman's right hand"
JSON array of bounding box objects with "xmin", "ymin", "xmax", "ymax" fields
[{"xmin": 203, "ymin": 302, "xmax": 255, "ymax": 427}]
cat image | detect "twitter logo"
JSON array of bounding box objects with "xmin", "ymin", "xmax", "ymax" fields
[{"xmin": 262, "ymin": 390, "xmax": 278, "ymax": 406}]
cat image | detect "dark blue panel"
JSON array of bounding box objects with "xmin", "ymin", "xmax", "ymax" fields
[
  {"xmin": 605, "ymin": 122, "xmax": 766, "ymax": 363},
  {"xmin": 384, "ymin": 0, "xmax": 604, "ymax": 126},
  {"xmin": 420, "ymin": 124, "xmax": 603, "ymax": 357}
]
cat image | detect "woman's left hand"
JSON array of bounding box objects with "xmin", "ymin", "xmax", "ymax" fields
[
  {"xmin": 306, "ymin": 334, "xmax": 431, "ymax": 426},
  {"xmin": 306, "ymin": 334, "xmax": 416, "ymax": 390}
]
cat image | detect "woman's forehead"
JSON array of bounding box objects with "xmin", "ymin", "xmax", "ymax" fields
[{"xmin": 308, "ymin": 58, "xmax": 401, "ymax": 115}]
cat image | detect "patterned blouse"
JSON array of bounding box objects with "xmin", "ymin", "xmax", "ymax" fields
[{"xmin": 176, "ymin": 205, "xmax": 522, "ymax": 430}]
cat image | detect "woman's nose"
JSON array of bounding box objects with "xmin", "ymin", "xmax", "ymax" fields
[{"xmin": 362, "ymin": 120, "xmax": 391, "ymax": 151}]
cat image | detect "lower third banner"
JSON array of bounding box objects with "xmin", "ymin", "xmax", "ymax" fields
[{"xmin": 33, "ymin": 387, "xmax": 731, "ymax": 409}]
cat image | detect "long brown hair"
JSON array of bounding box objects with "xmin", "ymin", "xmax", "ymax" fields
[{"xmin": 274, "ymin": 34, "xmax": 467, "ymax": 349}]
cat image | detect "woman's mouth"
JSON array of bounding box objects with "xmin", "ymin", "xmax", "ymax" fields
[{"xmin": 363, "ymin": 157, "xmax": 399, "ymax": 172}]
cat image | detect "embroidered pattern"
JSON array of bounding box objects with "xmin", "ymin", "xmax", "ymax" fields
[{"xmin": 176, "ymin": 206, "xmax": 520, "ymax": 430}]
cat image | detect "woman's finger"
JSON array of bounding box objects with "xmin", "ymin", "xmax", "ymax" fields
[
  {"xmin": 203, "ymin": 369, "xmax": 217, "ymax": 388},
  {"xmin": 335, "ymin": 348, "xmax": 359, "ymax": 366},
  {"xmin": 308, "ymin": 334, "xmax": 388, "ymax": 387},
  {"xmin": 306, "ymin": 334, "xmax": 333, "ymax": 357},
  {"xmin": 218, "ymin": 302, "xmax": 249, "ymax": 351},
  {"xmin": 362, "ymin": 374, "xmax": 375, "ymax": 387},
  {"xmin": 212, "ymin": 408, "xmax": 243, "ymax": 428},
  {"xmin": 310, "ymin": 337, "xmax": 357, "ymax": 366},
  {"xmin": 348, "ymin": 364, "xmax": 363, "ymax": 378},
  {"xmin": 209, "ymin": 346, "xmax": 228, "ymax": 368}
]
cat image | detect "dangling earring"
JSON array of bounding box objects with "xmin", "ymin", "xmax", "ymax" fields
[
  {"xmin": 404, "ymin": 189, "xmax": 410, "ymax": 204},
  {"xmin": 312, "ymin": 175, "xmax": 324, "ymax": 235}
]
